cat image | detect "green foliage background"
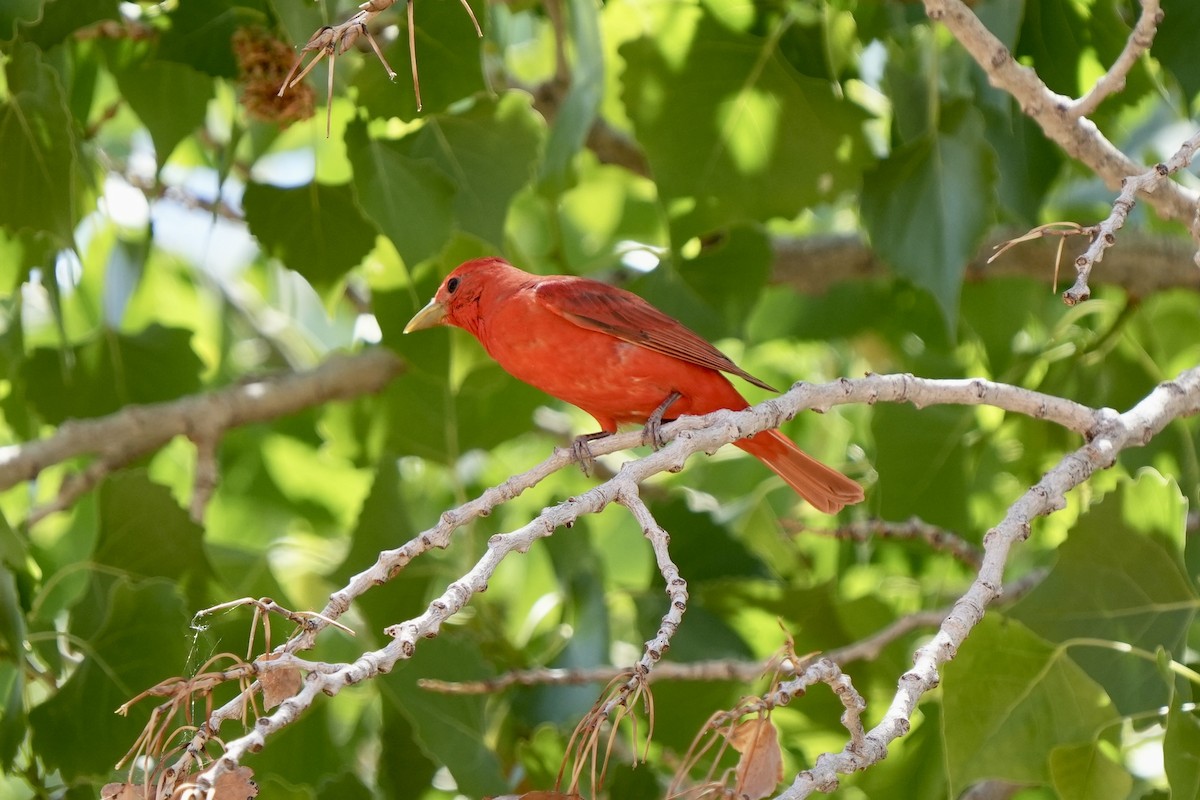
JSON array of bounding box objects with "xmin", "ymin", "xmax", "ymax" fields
[{"xmin": 0, "ymin": 0, "xmax": 1198, "ymax": 798}]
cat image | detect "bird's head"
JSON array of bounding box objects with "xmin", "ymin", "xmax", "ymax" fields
[{"xmin": 403, "ymin": 257, "xmax": 519, "ymax": 335}]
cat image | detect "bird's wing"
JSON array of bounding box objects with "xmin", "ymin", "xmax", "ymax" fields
[{"xmin": 533, "ymin": 277, "xmax": 777, "ymax": 392}]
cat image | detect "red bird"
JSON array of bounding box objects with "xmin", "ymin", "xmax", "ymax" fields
[{"xmin": 404, "ymin": 257, "xmax": 864, "ymax": 513}]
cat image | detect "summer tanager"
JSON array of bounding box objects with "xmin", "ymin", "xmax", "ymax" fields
[{"xmin": 404, "ymin": 257, "xmax": 864, "ymax": 513}]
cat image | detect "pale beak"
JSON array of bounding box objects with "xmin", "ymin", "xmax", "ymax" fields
[{"xmin": 403, "ymin": 298, "xmax": 449, "ymax": 333}]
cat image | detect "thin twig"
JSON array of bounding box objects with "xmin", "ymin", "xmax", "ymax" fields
[{"xmin": 1066, "ymin": 0, "xmax": 1162, "ymax": 118}]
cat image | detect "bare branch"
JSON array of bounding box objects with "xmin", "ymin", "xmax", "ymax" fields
[
  {"xmin": 922, "ymin": 0, "xmax": 1199, "ymax": 235},
  {"xmin": 771, "ymin": 230, "xmax": 1200, "ymax": 299},
  {"xmin": 146, "ymin": 366, "xmax": 1190, "ymax": 796},
  {"xmin": 788, "ymin": 517, "xmax": 983, "ymax": 569},
  {"xmin": 778, "ymin": 366, "xmax": 1200, "ymax": 798},
  {"xmin": 1063, "ymin": 129, "xmax": 1200, "ymax": 304}
]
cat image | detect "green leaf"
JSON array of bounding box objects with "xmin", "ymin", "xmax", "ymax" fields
[
  {"xmin": 68, "ymin": 469, "xmax": 213, "ymax": 639},
  {"xmin": 675, "ymin": 224, "xmax": 771, "ymax": 335},
  {"xmin": 539, "ymin": 0, "xmax": 604, "ymax": 188},
  {"xmin": 621, "ymin": 7, "xmax": 870, "ymax": 241},
  {"xmin": 981, "ymin": 100, "xmax": 1063, "ymax": 226},
  {"xmin": 345, "ymin": 118, "xmax": 455, "ymax": 266},
  {"xmin": 159, "ymin": 0, "xmax": 267, "ymax": 78},
  {"xmin": 1154, "ymin": 0, "xmax": 1200, "ymax": 101},
  {"xmin": 0, "ymin": 0, "xmax": 42, "ymax": 44},
  {"xmin": 1009, "ymin": 472, "xmax": 1196, "ymax": 715},
  {"xmin": 28, "ymin": 579, "xmax": 190, "ymax": 781},
  {"xmin": 942, "ymin": 615, "xmax": 1119, "ymax": 792},
  {"xmin": 385, "ymin": 633, "xmax": 508, "ymax": 797},
  {"xmin": 103, "ymin": 41, "xmax": 214, "ymax": 168},
  {"xmin": 400, "ymin": 92, "xmax": 545, "ymax": 250},
  {"xmin": 1048, "ymin": 742, "xmax": 1133, "ymax": 800},
  {"xmin": 648, "ymin": 496, "xmax": 769, "ymax": 583},
  {"xmin": 1166, "ymin": 698, "xmax": 1200, "ymax": 796},
  {"xmin": 870, "ymin": 404, "xmax": 972, "ymax": 533},
  {"xmin": 243, "ymin": 180, "xmax": 377, "ymax": 292},
  {"xmin": 861, "ymin": 103, "xmax": 996, "ymax": 329},
  {"xmin": 1015, "ymin": 0, "xmax": 1088, "ymax": 97},
  {"xmin": 379, "ymin": 700, "xmax": 439, "ymax": 800},
  {"xmin": 22, "ymin": 324, "xmax": 204, "ymax": 425},
  {"xmin": 0, "ymin": 664, "xmax": 24, "ymax": 771},
  {"xmin": 0, "ymin": 42, "xmax": 81, "ymax": 242},
  {"xmin": 20, "ymin": 0, "xmax": 119, "ymax": 50},
  {"xmin": 352, "ymin": 0, "xmax": 487, "ymax": 121}
]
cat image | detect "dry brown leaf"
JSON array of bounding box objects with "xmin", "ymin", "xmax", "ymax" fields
[
  {"xmin": 101, "ymin": 783, "xmax": 146, "ymax": 800},
  {"xmin": 214, "ymin": 765, "xmax": 259, "ymax": 799},
  {"xmin": 168, "ymin": 766, "xmax": 258, "ymax": 800},
  {"xmin": 258, "ymin": 653, "xmax": 303, "ymax": 710},
  {"xmin": 484, "ymin": 793, "xmax": 584, "ymax": 799},
  {"xmin": 727, "ymin": 717, "xmax": 784, "ymax": 800}
]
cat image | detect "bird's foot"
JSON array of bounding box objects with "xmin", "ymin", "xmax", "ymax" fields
[
  {"xmin": 642, "ymin": 391, "xmax": 682, "ymax": 451},
  {"xmin": 570, "ymin": 431, "xmax": 611, "ymax": 476}
]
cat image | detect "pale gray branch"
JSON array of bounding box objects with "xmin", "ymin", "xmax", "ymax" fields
[
  {"xmin": 159, "ymin": 369, "xmax": 1198, "ymax": 797},
  {"xmin": 922, "ymin": 0, "xmax": 1199, "ymax": 230},
  {"xmin": 778, "ymin": 366, "xmax": 1200, "ymax": 798}
]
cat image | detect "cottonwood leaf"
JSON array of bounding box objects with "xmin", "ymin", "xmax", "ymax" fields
[
  {"xmin": 28, "ymin": 580, "xmax": 190, "ymax": 780},
  {"xmin": 0, "ymin": 42, "xmax": 81, "ymax": 242},
  {"xmin": 243, "ymin": 180, "xmax": 376, "ymax": 292},
  {"xmin": 346, "ymin": 118, "xmax": 455, "ymax": 266},
  {"xmin": 0, "ymin": 0, "xmax": 42, "ymax": 43},
  {"xmin": 942, "ymin": 615, "xmax": 1118, "ymax": 792},
  {"xmin": 1010, "ymin": 472, "xmax": 1195, "ymax": 715},
  {"xmin": 1166, "ymin": 696, "xmax": 1200, "ymax": 796},
  {"xmin": 22, "ymin": 325, "xmax": 204, "ymax": 425},
  {"xmin": 539, "ymin": 0, "xmax": 603, "ymax": 189},
  {"xmin": 1153, "ymin": 0, "xmax": 1200, "ymax": 101},
  {"xmin": 862, "ymin": 103, "xmax": 996, "ymax": 330},
  {"xmin": 1048, "ymin": 742, "xmax": 1132, "ymax": 800},
  {"xmin": 399, "ymin": 93, "xmax": 545, "ymax": 250},
  {"xmin": 622, "ymin": 7, "xmax": 869, "ymax": 242},
  {"xmin": 104, "ymin": 41, "xmax": 214, "ymax": 168},
  {"xmin": 385, "ymin": 633, "xmax": 507, "ymax": 797},
  {"xmin": 160, "ymin": 0, "xmax": 267, "ymax": 78}
]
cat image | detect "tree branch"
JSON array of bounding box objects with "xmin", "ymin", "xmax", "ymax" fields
[
  {"xmin": 1066, "ymin": 0, "xmax": 1162, "ymax": 118},
  {"xmin": 0, "ymin": 350, "xmax": 403, "ymax": 523},
  {"xmin": 139, "ymin": 368, "xmax": 1200, "ymax": 797},
  {"xmin": 779, "ymin": 366, "xmax": 1200, "ymax": 798},
  {"xmin": 771, "ymin": 229, "xmax": 1200, "ymax": 299},
  {"xmin": 922, "ymin": 0, "xmax": 1198, "ymax": 231}
]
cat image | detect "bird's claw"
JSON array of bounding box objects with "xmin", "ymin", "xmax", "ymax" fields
[
  {"xmin": 642, "ymin": 390, "xmax": 682, "ymax": 451},
  {"xmin": 570, "ymin": 432, "xmax": 610, "ymax": 476}
]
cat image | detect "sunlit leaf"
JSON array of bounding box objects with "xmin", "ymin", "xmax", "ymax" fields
[
  {"xmin": 861, "ymin": 103, "xmax": 996, "ymax": 329},
  {"xmin": 1010, "ymin": 472, "xmax": 1195, "ymax": 715},
  {"xmin": 942, "ymin": 615, "xmax": 1118, "ymax": 792},
  {"xmin": 346, "ymin": 118, "xmax": 455, "ymax": 266},
  {"xmin": 1048, "ymin": 742, "xmax": 1132, "ymax": 800},
  {"xmin": 621, "ymin": 7, "xmax": 870, "ymax": 242}
]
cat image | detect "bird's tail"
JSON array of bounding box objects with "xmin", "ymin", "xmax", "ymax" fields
[{"xmin": 736, "ymin": 429, "xmax": 864, "ymax": 514}]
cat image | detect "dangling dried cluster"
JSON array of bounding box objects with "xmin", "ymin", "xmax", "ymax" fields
[{"xmin": 233, "ymin": 26, "xmax": 315, "ymax": 126}]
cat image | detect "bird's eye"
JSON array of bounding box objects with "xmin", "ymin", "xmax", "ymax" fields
[{"xmin": 447, "ymin": 277, "xmax": 460, "ymax": 294}]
